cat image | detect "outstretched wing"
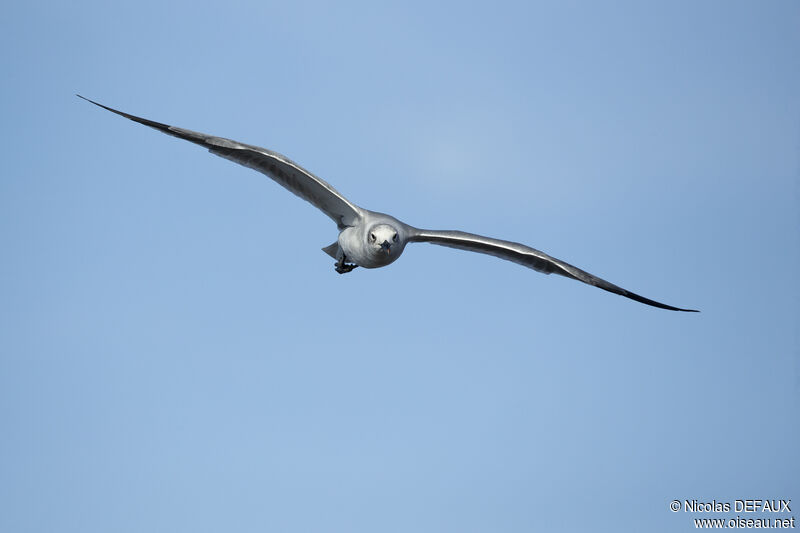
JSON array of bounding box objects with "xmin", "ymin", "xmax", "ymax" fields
[
  {"xmin": 408, "ymin": 229, "xmax": 698, "ymax": 312},
  {"xmin": 78, "ymin": 95, "xmax": 363, "ymax": 228}
]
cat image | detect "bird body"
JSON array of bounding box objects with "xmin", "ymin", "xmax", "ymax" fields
[
  {"xmin": 336, "ymin": 214, "xmax": 408, "ymax": 269},
  {"xmin": 78, "ymin": 95, "xmax": 698, "ymax": 312}
]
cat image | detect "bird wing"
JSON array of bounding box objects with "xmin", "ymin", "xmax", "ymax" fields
[
  {"xmin": 408, "ymin": 229, "xmax": 698, "ymax": 312},
  {"xmin": 77, "ymin": 95, "xmax": 363, "ymax": 229}
]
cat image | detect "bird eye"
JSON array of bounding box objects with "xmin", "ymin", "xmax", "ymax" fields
[{"xmin": 393, "ymin": 233, "xmax": 398, "ymax": 242}]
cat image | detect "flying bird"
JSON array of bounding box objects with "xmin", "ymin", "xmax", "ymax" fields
[{"xmin": 78, "ymin": 95, "xmax": 698, "ymax": 312}]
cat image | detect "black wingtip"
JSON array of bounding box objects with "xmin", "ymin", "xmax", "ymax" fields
[
  {"xmin": 620, "ymin": 289, "xmax": 699, "ymax": 312},
  {"xmin": 76, "ymin": 94, "xmax": 174, "ymax": 134},
  {"xmin": 76, "ymin": 94, "xmax": 105, "ymax": 108}
]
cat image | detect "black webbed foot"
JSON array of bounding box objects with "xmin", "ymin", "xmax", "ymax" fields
[
  {"xmin": 335, "ymin": 255, "xmax": 359, "ymax": 274},
  {"xmin": 335, "ymin": 263, "xmax": 358, "ymax": 274}
]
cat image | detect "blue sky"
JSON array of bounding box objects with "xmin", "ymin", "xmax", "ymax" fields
[{"xmin": 1, "ymin": 1, "xmax": 798, "ymax": 531}]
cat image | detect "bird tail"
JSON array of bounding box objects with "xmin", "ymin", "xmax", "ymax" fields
[{"xmin": 322, "ymin": 242, "xmax": 340, "ymax": 259}]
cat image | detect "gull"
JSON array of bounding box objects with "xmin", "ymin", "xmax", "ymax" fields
[{"xmin": 78, "ymin": 95, "xmax": 698, "ymax": 312}]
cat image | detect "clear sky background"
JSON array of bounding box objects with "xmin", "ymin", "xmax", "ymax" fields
[{"xmin": 1, "ymin": 1, "xmax": 798, "ymax": 532}]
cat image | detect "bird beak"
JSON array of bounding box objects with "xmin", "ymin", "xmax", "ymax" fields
[{"xmin": 380, "ymin": 240, "xmax": 391, "ymax": 254}]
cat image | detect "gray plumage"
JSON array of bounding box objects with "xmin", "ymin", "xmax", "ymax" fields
[{"xmin": 78, "ymin": 95, "xmax": 698, "ymax": 312}]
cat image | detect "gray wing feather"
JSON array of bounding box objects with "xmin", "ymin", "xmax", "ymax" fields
[
  {"xmin": 409, "ymin": 229, "xmax": 698, "ymax": 312},
  {"xmin": 78, "ymin": 95, "xmax": 362, "ymax": 228}
]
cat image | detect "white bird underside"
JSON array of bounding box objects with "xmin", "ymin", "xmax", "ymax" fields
[{"xmin": 78, "ymin": 95, "xmax": 698, "ymax": 312}]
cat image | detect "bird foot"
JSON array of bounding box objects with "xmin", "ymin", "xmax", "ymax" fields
[{"xmin": 335, "ymin": 256, "xmax": 359, "ymax": 274}]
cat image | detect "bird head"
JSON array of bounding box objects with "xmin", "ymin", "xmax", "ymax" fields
[{"xmin": 367, "ymin": 224, "xmax": 401, "ymax": 256}]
